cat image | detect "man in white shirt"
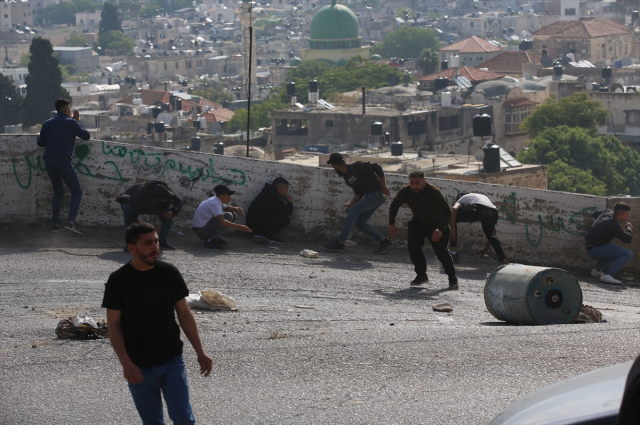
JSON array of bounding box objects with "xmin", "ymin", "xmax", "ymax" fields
[
  {"xmin": 449, "ymin": 192, "xmax": 508, "ymax": 264},
  {"xmin": 192, "ymin": 185, "xmax": 252, "ymax": 249}
]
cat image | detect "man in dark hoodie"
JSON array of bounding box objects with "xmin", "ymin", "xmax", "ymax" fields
[
  {"xmin": 37, "ymin": 98, "xmax": 91, "ymax": 235},
  {"xmin": 246, "ymin": 177, "xmax": 294, "ymax": 245},
  {"xmin": 116, "ymin": 181, "xmax": 185, "ymax": 251},
  {"xmin": 586, "ymin": 202, "xmax": 633, "ymax": 285},
  {"xmin": 324, "ymin": 153, "xmax": 393, "ymax": 255}
]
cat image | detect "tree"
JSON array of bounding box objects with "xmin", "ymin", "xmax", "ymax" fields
[
  {"xmin": 190, "ymin": 85, "xmax": 234, "ymax": 104},
  {"xmin": 22, "ymin": 38, "xmax": 70, "ymax": 127},
  {"xmin": 517, "ymin": 126, "xmax": 640, "ymax": 196},
  {"xmin": 65, "ymin": 32, "xmax": 88, "ymax": 47},
  {"xmin": 100, "ymin": 2, "xmax": 122, "ymax": 33},
  {"xmin": 286, "ymin": 60, "xmax": 333, "ymax": 81},
  {"xmin": 226, "ymin": 96, "xmax": 286, "ymax": 133},
  {"xmin": 418, "ymin": 48, "xmax": 438, "ymax": 75},
  {"xmin": 98, "ymin": 30, "xmax": 134, "ymax": 54},
  {"xmin": 19, "ymin": 52, "xmax": 31, "ymax": 67},
  {"xmin": 43, "ymin": 2, "xmax": 77, "ymax": 24},
  {"xmin": 73, "ymin": 0, "xmax": 99, "ymax": 13},
  {"xmin": 547, "ymin": 160, "xmax": 607, "ymax": 196},
  {"xmin": 520, "ymin": 92, "xmax": 609, "ymax": 138},
  {"xmin": 395, "ymin": 7, "xmax": 416, "ymax": 19},
  {"xmin": 371, "ymin": 27, "xmax": 440, "ymax": 59},
  {"xmin": 0, "ymin": 75, "xmax": 24, "ymax": 130}
]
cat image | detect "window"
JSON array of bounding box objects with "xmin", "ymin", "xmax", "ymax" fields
[
  {"xmin": 325, "ymin": 120, "xmax": 333, "ymax": 128},
  {"xmin": 407, "ymin": 120, "xmax": 427, "ymax": 135},
  {"xmin": 76, "ymin": 87, "xmax": 81, "ymax": 92},
  {"xmin": 505, "ymin": 104, "xmax": 536, "ymax": 134},
  {"xmin": 80, "ymin": 19, "xmax": 83, "ymax": 23},
  {"xmin": 564, "ymin": 8, "xmax": 576, "ymax": 15},
  {"xmin": 3, "ymin": 14, "xmax": 7, "ymax": 18},
  {"xmin": 627, "ymin": 111, "xmax": 640, "ymax": 125},
  {"xmin": 175, "ymin": 61, "xmax": 179, "ymax": 69},
  {"xmin": 164, "ymin": 62, "xmax": 167, "ymax": 70},
  {"xmin": 438, "ymin": 115, "xmax": 459, "ymax": 131},
  {"xmin": 476, "ymin": 56, "xmax": 483, "ymax": 61},
  {"xmin": 186, "ymin": 60, "xmax": 192, "ymax": 69}
]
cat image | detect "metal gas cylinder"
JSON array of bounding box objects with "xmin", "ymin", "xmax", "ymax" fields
[{"xmin": 484, "ymin": 264, "xmax": 582, "ymax": 325}]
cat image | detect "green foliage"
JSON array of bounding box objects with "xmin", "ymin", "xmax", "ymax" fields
[
  {"xmin": 98, "ymin": 30, "xmax": 134, "ymax": 55},
  {"xmin": 395, "ymin": 8, "xmax": 416, "ymax": 19},
  {"xmin": 19, "ymin": 52, "xmax": 31, "ymax": 67},
  {"xmin": 370, "ymin": 27, "xmax": 440, "ymax": 59},
  {"xmin": 65, "ymin": 32, "xmax": 88, "ymax": 47},
  {"xmin": 517, "ymin": 126, "xmax": 640, "ymax": 196},
  {"xmin": 139, "ymin": 2, "xmax": 164, "ymax": 17},
  {"xmin": 547, "ymin": 160, "xmax": 607, "ymax": 196},
  {"xmin": 73, "ymin": 0, "xmax": 99, "ymax": 13},
  {"xmin": 190, "ymin": 85, "xmax": 234, "ymax": 104},
  {"xmin": 286, "ymin": 60, "xmax": 333, "ymax": 81},
  {"xmin": 226, "ymin": 96, "xmax": 286, "ymax": 133},
  {"xmin": 418, "ymin": 48, "xmax": 438, "ymax": 75},
  {"xmin": 520, "ymin": 92, "xmax": 609, "ymax": 138},
  {"xmin": 100, "ymin": 2, "xmax": 122, "ymax": 33},
  {"xmin": 173, "ymin": 0, "xmax": 202, "ymax": 9},
  {"xmin": 43, "ymin": 1, "xmax": 77, "ymax": 24},
  {"xmin": 0, "ymin": 74, "xmax": 24, "ymax": 129},
  {"xmin": 22, "ymin": 38, "xmax": 70, "ymax": 127}
]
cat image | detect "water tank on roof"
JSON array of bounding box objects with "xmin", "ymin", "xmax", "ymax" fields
[
  {"xmin": 482, "ymin": 143, "xmax": 500, "ymax": 173},
  {"xmin": 390, "ymin": 142, "xmax": 403, "ymax": 156},
  {"xmin": 309, "ymin": 79, "xmax": 318, "ymax": 93},
  {"xmin": 214, "ymin": 142, "xmax": 224, "ymax": 155},
  {"xmin": 176, "ymin": 99, "xmax": 182, "ymax": 110},
  {"xmin": 151, "ymin": 106, "xmax": 161, "ymax": 118},
  {"xmin": 190, "ymin": 136, "xmax": 201, "ymax": 151},
  {"xmin": 553, "ymin": 65, "xmax": 563, "ymax": 77},
  {"xmin": 287, "ymin": 81, "xmax": 296, "ymax": 96},
  {"xmin": 450, "ymin": 55, "xmax": 459, "ymax": 68},
  {"xmin": 147, "ymin": 122, "xmax": 154, "ymax": 134},
  {"xmin": 473, "ymin": 114, "xmax": 492, "ymax": 137},
  {"xmin": 371, "ymin": 121, "xmax": 383, "ymax": 136},
  {"xmin": 154, "ymin": 122, "xmax": 165, "ymax": 133},
  {"xmin": 222, "ymin": 100, "xmax": 229, "ymax": 108},
  {"xmin": 441, "ymin": 91, "xmax": 452, "ymax": 107},
  {"xmin": 441, "ymin": 60, "xmax": 448, "ymax": 70},
  {"xmin": 602, "ymin": 66, "xmax": 612, "ymax": 79}
]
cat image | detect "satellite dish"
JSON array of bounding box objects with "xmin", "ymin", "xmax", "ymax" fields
[
  {"xmin": 616, "ymin": 78, "xmax": 625, "ymax": 85},
  {"xmin": 586, "ymin": 82, "xmax": 593, "ymax": 91},
  {"xmin": 474, "ymin": 149, "xmax": 485, "ymax": 162},
  {"xmin": 605, "ymin": 59, "xmax": 612, "ymax": 66}
]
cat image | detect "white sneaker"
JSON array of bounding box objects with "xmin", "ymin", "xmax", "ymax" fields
[
  {"xmin": 600, "ymin": 274, "xmax": 622, "ymax": 285},
  {"xmin": 591, "ymin": 268, "xmax": 603, "ymax": 278}
]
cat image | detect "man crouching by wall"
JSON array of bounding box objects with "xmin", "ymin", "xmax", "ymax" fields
[{"xmin": 192, "ymin": 185, "xmax": 252, "ymax": 250}]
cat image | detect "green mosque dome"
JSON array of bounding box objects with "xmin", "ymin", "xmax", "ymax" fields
[
  {"xmin": 310, "ymin": 0, "xmax": 360, "ymax": 40},
  {"xmin": 290, "ymin": 57, "xmax": 301, "ymax": 66},
  {"xmin": 369, "ymin": 54, "xmax": 382, "ymax": 61}
]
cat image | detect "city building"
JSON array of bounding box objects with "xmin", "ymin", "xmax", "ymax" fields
[
  {"xmin": 476, "ymin": 51, "xmax": 541, "ymax": 76},
  {"xmin": 0, "ymin": 66, "xmax": 28, "ymax": 86},
  {"xmin": 53, "ymin": 47, "xmax": 99, "ymax": 73},
  {"xmin": 438, "ymin": 36, "xmax": 503, "ymax": 68},
  {"xmin": 0, "ymin": 0, "xmax": 32, "ymax": 31},
  {"xmin": 417, "ymin": 67, "xmax": 503, "ymax": 90},
  {"xmin": 75, "ymin": 11, "xmax": 101, "ymax": 26}
]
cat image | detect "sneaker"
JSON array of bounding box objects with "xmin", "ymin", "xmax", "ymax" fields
[
  {"xmin": 449, "ymin": 278, "xmax": 459, "ymax": 290},
  {"xmin": 374, "ymin": 238, "xmax": 393, "ymax": 255},
  {"xmin": 159, "ymin": 242, "xmax": 175, "ymax": 250},
  {"xmin": 64, "ymin": 222, "xmax": 83, "ymax": 235},
  {"xmin": 591, "ymin": 268, "xmax": 603, "ymax": 278},
  {"xmin": 214, "ymin": 238, "xmax": 228, "ymax": 246},
  {"xmin": 50, "ymin": 224, "xmax": 62, "ymax": 233},
  {"xmin": 324, "ymin": 239, "xmax": 345, "ymax": 253},
  {"xmin": 410, "ymin": 274, "xmax": 429, "ymax": 286},
  {"xmin": 451, "ymin": 251, "xmax": 460, "ymax": 263},
  {"xmin": 252, "ymin": 235, "xmax": 269, "ymax": 246},
  {"xmin": 600, "ymin": 274, "xmax": 622, "ymax": 285},
  {"xmin": 204, "ymin": 240, "xmax": 224, "ymax": 250},
  {"xmin": 267, "ymin": 234, "xmax": 286, "ymax": 244}
]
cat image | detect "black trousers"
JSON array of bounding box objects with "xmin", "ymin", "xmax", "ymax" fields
[
  {"xmin": 407, "ymin": 219, "xmax": 457, "ymax": 280},
  {"xmin": 248, "ymin": 215, "xmax": 290, "ymax": 238},
  {"xmin": 451, "ymin": 205, "xmax": 506, "ymax": 262}
]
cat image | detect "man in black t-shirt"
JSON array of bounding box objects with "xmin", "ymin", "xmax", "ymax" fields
[{"xmin": 102, "ymin": 222, "xmax": 212, "ymax": 424}]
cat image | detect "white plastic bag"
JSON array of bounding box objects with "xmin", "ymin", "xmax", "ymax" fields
[
  {"xmin": 300, "ymin": 249, "xmax": 319, "ymax": 258},
  {"xmin": 73, "ymin": 314, "xmax": 98, "ymax": 329},
  {"xmin": 199, "ymin": 290, "xmax": 237, "ymax": 310}
]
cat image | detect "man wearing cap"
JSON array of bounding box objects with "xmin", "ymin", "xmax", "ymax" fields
[
  {"xmin": 325, "ymin": 153, "xmax": 393, "ymax": 254},
  {"xmin": 449, "ymin": 192, "xmax": 508, "ymax": 264},
  {"xmin": 192, "ymin": 185, "xmax": 252, "ymax": 249},
  {"xmin": 116, "ymin": 180, "xmax": 185, "ymax": 250},
  {"xmin": 586, "ymin": 202, "xmax": 633, "ymax": 285},
  {"xmin": 388, "ymin": 171, "xmax": 458, "ymax": 289},
  {"xmin": 246, "ymin": 177, "xmax": 294, "ymax": 245}
]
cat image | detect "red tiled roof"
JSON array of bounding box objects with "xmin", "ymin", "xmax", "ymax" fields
[
  {"xmin": 476, "ymin": 51, "xmax": 540, "ymax": 74},
  {"xmin": 503, "ymin": 97, "xmax": 540, "ymax": 107},
  {"xmin": 189, "ymin": 108, "xmax": 235, "ymax": 125},
  {"xmin": 533, "ymin": 18, "xmax": 630, "ymax": 38},
  {"xmin": 439, "ymin": 36, "xmax": 503, "ymax": 53},
  {"xmin": 181, "ymin": 97, "xmax": 223, "ymax": 113},
  {"xmin": 117, "ymin": 90, "xmax": 170, "ymax": 106},
  {"xmin": 417, "ymin": 66, "xmax": 503, "ymax": 82}
]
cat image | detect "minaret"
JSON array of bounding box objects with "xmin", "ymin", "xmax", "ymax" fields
[{"xmin": 240, "ymin": 0, "xmax": 257, "ymax": 99}]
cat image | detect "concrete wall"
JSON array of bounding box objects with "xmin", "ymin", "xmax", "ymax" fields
[{"xmin": 2, "ymin": 135, "xmax": 631, "ymax": 270}]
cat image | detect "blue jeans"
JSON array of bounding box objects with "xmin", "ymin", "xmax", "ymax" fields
[
  {"xmin": 44, "ymin": 157, "xmax": 82, "ymax": 225},
  {"xmin": 121, "ymin": 204, "xmax": 173, "ymax": 244},
  {"xmin": 587, "ymin": 243, "xmax": 633, "ymax": 276},
  {"xmin": 337, "ymin": 190, "xmax": 386, "ymax": 243},
  {"xmin": 128, "ymin": 356, "xmax": 195, "ymax": 425}
]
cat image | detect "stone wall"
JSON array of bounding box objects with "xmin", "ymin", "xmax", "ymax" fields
[{"xmin": 2, "ymin": 135, "xmax": 634, "ymax": 271}]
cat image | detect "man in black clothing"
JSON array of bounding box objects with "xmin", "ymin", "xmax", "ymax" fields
[
  {"xmin": 116, "ymin": 180, "xmax": 184, "ymax": 250},
  {"xmin": 388, "ymin": 171, "xmax": 458, "ymax": 289},
  {"xmin": 246, "ymin": 177, "xmax": 294, "ymax": 245},
  {"xmin": 102, "ymin": 222, "xmax": 212, "ymax": 424},
  {"xmin": 450, "ymin": 192, "xmax": 508, "ymax": 264},
  {"xmin": 324, "ymin": 153, "xmax": 393, "ymax": 255},
  {"xmin": 585, "ymin": 202, "xmax": 633, "ymax": 285}
]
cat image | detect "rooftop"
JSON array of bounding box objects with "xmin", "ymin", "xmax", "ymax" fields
[
  {"xmin": 417, "ymin": 66, "xmax": 503, "ymax": 83},
  {"xmin": 533, "ymin": 18, "xmax": 630, "ymax": 38},
  {"xmin": 438, "ymin": 36, "xmax": 503, "ymax": 53},
  {"xmin": 476, "ymin": 51, "xmax": 541, "ymax": 74}
]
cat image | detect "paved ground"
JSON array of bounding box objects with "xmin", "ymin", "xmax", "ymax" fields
[{"xmin": 1, "ymin": 225, "xmax": 640, "ymax": 425}]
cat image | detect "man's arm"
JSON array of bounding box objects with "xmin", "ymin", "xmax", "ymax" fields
[
  {"xmin": 345, "ymin": 193, "xmax": 363, "ymax": 211},
  {"xmin": 175, "ymin": 299, "xmax": 213, "ymax": 377},
  {"xmin": 106, "ymin": 309, "xmax": 144, "ymax": 384},
  {"xmin": 217, "ymin": 213, "xmax": 251, "ymax": 232},
  {"xmin": 368, "ymin": 162, "xmax": 391, "ymax": 197},
  {"xmin": 75, "ymin": 121, "xmax": 91, "ymax": 141},
  {"xmin": 433, "ymin": 187, "xmax": 453, "ymax": 228},
  {"xmin": 613, "ymin": 221, "xmax": 633, "ymax": 244},
  {"xmin": 388, "ymin": 189, "xmax": 406, "ymax": 238},
  {"xmin": 450, "ymin": 203, "xmax": 460, "ymax": 241},
  {"xmin": 36, "ymin": 123, "xmax": 48, "ymax": 147}
]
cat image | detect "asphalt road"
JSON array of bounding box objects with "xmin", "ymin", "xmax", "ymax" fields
[{"xmin": 1, "ymin": 225, "xmax": 640, "ymax": 425}]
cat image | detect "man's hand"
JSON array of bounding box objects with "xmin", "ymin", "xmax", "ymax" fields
[
  {"xmin": 626, "ymin": 222, "xmax": 633, "ymax": 230},
  {"xmin": 162, "ymin": 211, "xmax": 174, "ymax": 220},
  {"xmin": 198, "ymin": 352, "xmax": 213, "ymax": 377},
  {"xmin": 450, "ymin": 227, "xmax": 457, "ymax": 242},
  {"xmin": 343, "ymin": 202, "xmax": 352, "ymax": 212},
  {"xmin": 72, "ymin": 110, "xmax": 80, "ymax": 122},
  {"xmin": 431, "ymin": 228, "xmax": 443, "ymax": 242},
  {"xmin": 229, "ymin": 206, "xmax": 244, "ymax": 215},
  {"xmin": 381, "ymin": 186, "xmax": 391, "ymax": 197},
  {"xmin": 122, "ymin": 361, "xmax": 144, "ymax": 384},
  {"xmin": 389, "ymin": 225, "xmax": 398, "ymax": 239},
  {"xmin": 285, "ymin": 195, "xmax": 293, "ymax": 203},
  {"xmin": 236, "ymin": 224, "xmax": 252, "ymax": 233}
]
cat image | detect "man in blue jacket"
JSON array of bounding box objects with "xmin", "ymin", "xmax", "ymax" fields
[
  {"xmin": 37, "ymin": 98, "xmax": 91, "ymax": 234},
  {"xmin": 246, "ymin": 177, "xmax": 294, "ymax": 244}
]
